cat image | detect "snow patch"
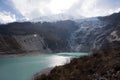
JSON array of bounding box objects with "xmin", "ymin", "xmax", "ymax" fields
[{"xmin": 108, "ymin": 31, "xmax": 120, "ymax": 42}]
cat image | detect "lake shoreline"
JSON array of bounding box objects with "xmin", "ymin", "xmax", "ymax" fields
[
  {"xmin": 0, "ymin": 52, "xmax": 88, "ymax": 80},
  {"xmin": 33, "ymin": 67, "xmax": 53, "ymax": 80},
  {"xmin": 0, "ymin": 52, "xmax": 47, "ymax": 58},
  {"xmin": 0, "ymin": 51, "xmax": 88, "ymax": 58}
]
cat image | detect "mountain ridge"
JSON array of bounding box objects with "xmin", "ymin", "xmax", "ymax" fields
[{"xmin": 0, "ymin": 12, "xmax": 120, "ymax": 55}]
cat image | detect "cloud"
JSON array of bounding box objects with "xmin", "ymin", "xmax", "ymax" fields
[
  {"xmin": 10, "ymin": 0, "xmax": 78, "ymax": 20},
  {"xmin": 10, "ymin": 0, "xmax": 50, "ymax": 20},
  {"xmin": 0, "ymin": 11, "xmax": 16, "ymax": 23},
  {"xmin": 66, "ymin": 0, "xmax": 120, "ymax": 17},
  {"xmin": 10, "ymin": 0, "xmax": 120, "ymax": 20}
]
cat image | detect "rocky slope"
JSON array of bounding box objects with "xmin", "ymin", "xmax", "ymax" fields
[
  {"xmin": 70, "ymin": 12, "xmax": 120, "ymax": 52},
  {"xmin": 69, "ymin": 18, "xmax": 106, "ymax": 52},
  {"xmin": 34, "ymin": 45, "xmax": 120, "ymax": 80},
  {"xmin": 0, "ymin": 20, "xmax": 78, "ymax": 54}
]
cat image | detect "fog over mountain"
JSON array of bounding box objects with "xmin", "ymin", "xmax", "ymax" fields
[
  {"xmin": 0, "ymin": 12, "xmax": 120, "ymax": 54},
  {"xmin": 0, "ymin": 0, "xmax": 120, "ymax": 23},
  {"xmin": 0, "ymin": 0, "xmax": 120, "ymax": 54}
]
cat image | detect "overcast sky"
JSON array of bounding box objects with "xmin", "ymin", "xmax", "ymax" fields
[{"xmin": 0, "ymin": 0, "xmax": 120, "ymax": 23}]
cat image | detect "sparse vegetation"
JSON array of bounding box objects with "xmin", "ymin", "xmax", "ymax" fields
[{"xmin": 34, "ymin": 46, "xmax": 120, "ymax": 80}]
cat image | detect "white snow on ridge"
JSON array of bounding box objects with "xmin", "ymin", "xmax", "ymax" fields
[{"xmin": 31, "ymin": 14, "xmax": 85, "ymax": 22}]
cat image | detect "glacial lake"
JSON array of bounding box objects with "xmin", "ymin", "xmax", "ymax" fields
[{"xmin": 0, "ymin": 52, "xmax": 88, "ymax": 80}]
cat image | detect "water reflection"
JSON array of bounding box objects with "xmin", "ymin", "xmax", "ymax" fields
[{"xmin": 48, "ymin": 55, "xmax": 71, "ymax": 67}]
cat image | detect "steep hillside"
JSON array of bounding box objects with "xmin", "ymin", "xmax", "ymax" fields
[
  {"xmin": 69, "ymin": 17, "xmax": 108, "ymax": 52},
  {"xmin": 0, "ymin": 20, "xmax": 78, "ymax": 54},
  {"xmin": 70, "ymin": 12, "xmax": 120, "ymax": 52}
]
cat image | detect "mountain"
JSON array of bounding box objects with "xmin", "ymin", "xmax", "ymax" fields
[
  {"xmin": 69, "ymin": 17, "xmax": 107, "ymax": 52},
  {"xmin": 0, "ymin": 12, "xmax": 120, "ymax": 55},
  {"xmin": 69, "ymin": 12, "xmax": 120, "ymax": 52},
  {"xmin": 0, "ymin": 20, "xmax": 78, "ymax": 54},
  {"xmin": 34, "ymin": 12, "xmax": 120, "ymax": 80}
]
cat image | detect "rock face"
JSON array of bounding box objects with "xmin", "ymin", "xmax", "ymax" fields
[
  {"xmin": 13, "ymin": 34, "xmax": 51, "ymax": 53},
  {"xmin": 69, "ymin": 18, "xmax": 106, "ymax": 52},
  {"xmin": 69, "ymin": 12, "xmax": 120, "ymax": 52},
  {"xmin": 93, "ymin": 12, "xmax": 120, "ymax": 50},
  {"xmin": 0, "ymin": 12, "xmax": 120, "ymax": 54}
]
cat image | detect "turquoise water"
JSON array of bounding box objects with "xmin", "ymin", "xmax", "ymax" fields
[{"xmin": 0, "ymin": 53, "xmax": 88, "ymax": 80}]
